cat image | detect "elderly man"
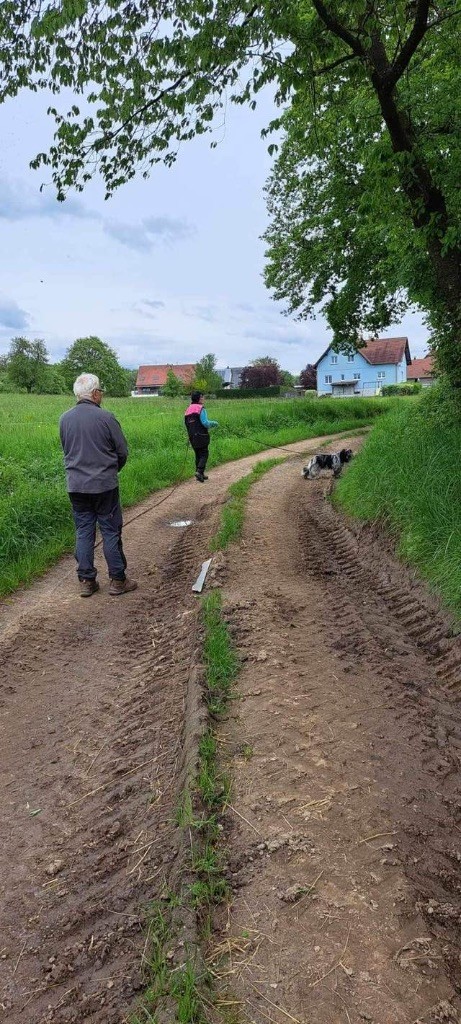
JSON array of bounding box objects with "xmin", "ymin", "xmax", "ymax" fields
[{"xmin": 59, "ymin": 373, "xmax": 137, "ymax": 597}]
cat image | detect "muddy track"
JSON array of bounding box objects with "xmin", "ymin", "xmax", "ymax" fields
[
  {"xmin": 0, "ymin": 511, "xmax": 210, "ymax": 1022},
  {"xmin": 0, "ymin": 438, "xmax": 325, "ymax": 1023},
  {"xmin": 213, "ymin": 453, "xmax": 461, "ymax": 1024},
  {"xmin": 1, "ymin": 434, "xmax": 460, "ymax": 1024},
  {"xmin": 296, "ymin": 485, "xmax": 461, "ymax": 990}
]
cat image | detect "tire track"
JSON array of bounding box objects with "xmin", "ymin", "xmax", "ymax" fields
[{"xmin": 0, "ymin": 506, "xmax": 210, "ymax": 1023}]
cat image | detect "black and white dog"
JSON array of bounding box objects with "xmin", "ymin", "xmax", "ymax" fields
[{"xmin": 302, "ymin": 448, "xmax": 353, "ymax": 480}]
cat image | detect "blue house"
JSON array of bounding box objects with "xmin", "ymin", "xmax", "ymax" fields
[{"xmin": 315, "ymin": 337, "xmax": 411, "ymax": 397}]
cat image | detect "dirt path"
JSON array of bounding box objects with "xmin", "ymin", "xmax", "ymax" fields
[
  {"xmin": 213, "ymin": 454, "xmax": 461, "ymax": 1024},
  {"xmin": 1, "ymin": 436, "xmax": 460, "ymax": 1023},
  {"xmin": 0, "ymin": 438, "xmax": 326, "ymax": 1024}
]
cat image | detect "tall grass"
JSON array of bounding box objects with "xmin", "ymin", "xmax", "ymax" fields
[
  {"xmin": 0, "ymin": 393, "xmax": 396, "ymax": 596},
  {"xmin": 335, "ymin": 383, "xmax": 461, "ymax": 613}
]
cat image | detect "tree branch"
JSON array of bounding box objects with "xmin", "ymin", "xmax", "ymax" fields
[
  {"xmin": 311, "ymin": 0, "xmax": 366, "ymax": 58},
  {"xmin": 427, "ymin": 7, "xmax": 461, "ymax": 29},
  {"xmin": 386, "ymin": 0, "xmax": 430, "ymax": 88},
  {"xmin": 314, "ymin": 52, "xmax": 357, "ymax": 76}
]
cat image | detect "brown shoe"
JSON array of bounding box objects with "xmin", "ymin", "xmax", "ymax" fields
[
  {"xmin": 109, "ymin": 577, "xmax": 138, "ymax": 596},
  {"xmin": 80, "ymin": 579, "xmax": 100, "ymax": 598}
]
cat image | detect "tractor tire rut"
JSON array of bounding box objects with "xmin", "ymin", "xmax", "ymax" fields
[{"xmin": 212, "ymin": 452, "xmax": 461, "ymax": 1024}]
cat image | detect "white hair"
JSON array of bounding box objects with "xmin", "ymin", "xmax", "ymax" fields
[{"xmin": 73, "ymin": 373, "xmax": 101, "ymax": 399}]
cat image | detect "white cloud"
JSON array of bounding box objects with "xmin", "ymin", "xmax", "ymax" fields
[{"xmin": 0, "ymin": 297, "xmax": 30, "ymax": 331}]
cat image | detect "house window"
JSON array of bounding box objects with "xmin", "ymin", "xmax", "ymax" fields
[
  {"xmin": 353, "ymin": 373, "xmax": 361, "ymax": 380},
  {"xmin": 347, "ymin": 355, "xmax": 354, "ymax": 362},
  {"xmin": 331, "ymin": 355, "xmax": 338, "ymax": 364},
  {"xmin": 377, "ymin": 371, "xmax": 385, "ymax": 380},
  {"xmin": 325, "ymin": 375, "xmax": 332, "ymax": 384}
]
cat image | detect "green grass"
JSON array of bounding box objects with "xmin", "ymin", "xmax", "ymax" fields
[
  {"xmin": 335, "ymin": 384, "xmax": 461, "ymax": 615},
  {"xmin": 0, "ymin": 392, "xmax": 398, "ymax": 596},
  {"xmin": 201, "ymin": 591, "xmax": 239, "ymax": 716},
  {"xmin": 130, "ymin": 898, "xmax": 209, "ymax": 1024}
]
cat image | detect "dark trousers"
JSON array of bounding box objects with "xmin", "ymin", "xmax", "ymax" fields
[
  {"xmin": 69, "ymin": 487, "xmax": 127, "ymax": 581},
  {"xmin": 194, "ymin": 445, "xmax": 209, "ymax": 475}
]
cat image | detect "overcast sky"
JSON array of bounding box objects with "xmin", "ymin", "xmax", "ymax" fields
[{"xmin": 0, "ymin": 86, "xmax": 429, "ymax": 373}]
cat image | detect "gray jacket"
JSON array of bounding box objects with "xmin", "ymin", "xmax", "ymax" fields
[{"xmin": 59, "ymin": 400, "xmax": 128, "ymax": 493}]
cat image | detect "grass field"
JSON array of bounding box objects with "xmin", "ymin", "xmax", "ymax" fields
[{"xmin": 0, "ymin": 392, "xmax": 397, "ymax": 596}]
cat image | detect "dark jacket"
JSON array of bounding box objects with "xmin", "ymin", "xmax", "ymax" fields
[
  {"xmin": 59, "ymin": 399, "xmax": 128, "ymax": 493},
  {"xmin": 184, "ymin": 402, "xmax": 210, "ymax": 450}
]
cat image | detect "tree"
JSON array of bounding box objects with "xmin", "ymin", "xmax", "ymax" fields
[
  {"xmin": 1, "ymin": 4, "xmax": 461, "ymax": 378},
  {"xmin": 61, "ymin": 337, "xmax": 128, "ymax": 396},
  {"xmin": 124, "ymin": 368, "xmax": 138, "ymax": 394},
  {"xmin": 7, "ymin": 337, "xmax": 49, "ymax": 393},
  {"xmin": 280, "ymin": 370, "xmax": 295, "ymax": 389},
  {"xmin": 163, "ymin": 367, "xmax": 183, "ymax": 396},
  {"xmin": 39, "ymin": 364, "xmax": 67, "ymax": 394},
  {"xmin": 252, "ymin": 356, "xmax": 281, "ymax": 369},
  {"xmin": 299, "ymin": 365, "xmax": 317, "ymax": 391},
  {"xmin": 240, "ymin": 360, "xmax": 282, "ymax": 388},
  {"xmin": 192, "ymin": 354, "xmax": 222, "ymax": 394}
]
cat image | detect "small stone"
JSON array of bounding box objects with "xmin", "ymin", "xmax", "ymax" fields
[{"xmin": 46, "ymin": 859, "xmax": 65, "ymax": 877}]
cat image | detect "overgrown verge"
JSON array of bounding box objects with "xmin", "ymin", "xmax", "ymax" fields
[
  {"xmin": 0, "ymin": 393, "xmax": 400, "ymax": 596},
  {"xmin": 335, "ymin": 382, "xmax": 461, "ymax": 615}
]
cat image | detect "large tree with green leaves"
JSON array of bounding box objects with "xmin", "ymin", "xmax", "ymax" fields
[
  {"xmin": 61, "ymin": 336, "xmax": 128, "ymax": 395},
  {"xmin": 7, "ymin": 337, "xmax": 49, "ymax": 392},
  {"xmin": 1, "ymin": 2, "xmax": 460, "ymax": 378},
  {"xmin": 193, "ymin": 353, "xmax": 222, "ymax": 393}
]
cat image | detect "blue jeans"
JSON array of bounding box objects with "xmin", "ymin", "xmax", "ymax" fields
[{"xmin": 69, "ymin": 488, "xmax": 127, "ymax": 581}]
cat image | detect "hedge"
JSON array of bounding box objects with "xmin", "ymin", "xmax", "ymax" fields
[
  {"xmin": 215, "ymin": 386, "xmax": 281, "ymax": 399},
  {"xmin": 381, "ymin": 382, "xmax": 422, "ymax": 396}
]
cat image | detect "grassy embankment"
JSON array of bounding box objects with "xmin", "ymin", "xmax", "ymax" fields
[
  {"xmin": 335, "ymin": 383, "xmax": 461, "ymax": 615},
  {"xmin": 0, "ymin": 392, "xmax": 394, "ymax": 596}
]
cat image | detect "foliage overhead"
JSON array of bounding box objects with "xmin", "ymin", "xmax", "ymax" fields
[
  {"xmin": 0, "ymin": 2, "xmax": 460, "ymax": 378},
  {"xmin": 61, "ymin": 336, "xmax": 129, "ymax": 395}
]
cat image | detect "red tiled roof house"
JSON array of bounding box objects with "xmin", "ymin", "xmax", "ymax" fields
[
  {"xmin": 407, "ymin": 355, "xmax": 436, "ymax": 387},
  {"xmin": 134, "ymin": 364, "xmax": 196, "ymax": 396},
  {"xmin": 314, "ymin": 337, "xmax": 411, "ymax": 396}
]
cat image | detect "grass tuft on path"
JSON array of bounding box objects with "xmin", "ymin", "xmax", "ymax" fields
[{"xmin": 202, "ymin": 591, "xmax": 239, "ymax": 716}]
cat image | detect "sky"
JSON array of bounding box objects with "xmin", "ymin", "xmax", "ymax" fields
[{"xmin": 0, "ymin": 85, "xmax": 430, "ymax": 374}]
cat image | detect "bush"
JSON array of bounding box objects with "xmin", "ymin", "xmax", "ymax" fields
[
  {"xmin": 216, "ymin": 386, "xmax": 281, "ymax": 399},
  {"xmin": 381, "ymin": 381, "xmax": 422, "ymax": 396}
]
